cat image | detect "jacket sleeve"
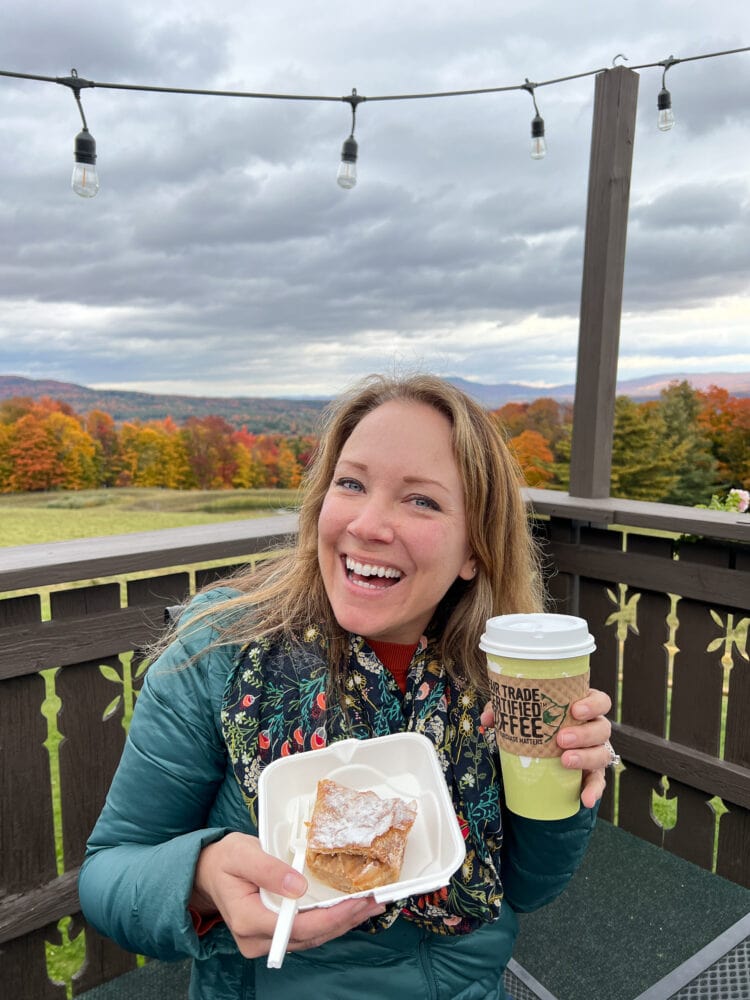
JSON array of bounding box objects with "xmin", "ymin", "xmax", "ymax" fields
[
  {"xmin": 500, "ymin": 802, "xmax": 599, "ymax": 913},
  {"xmin": 78, "ymin": 588, "xmax": 242, "ymax": 960}
]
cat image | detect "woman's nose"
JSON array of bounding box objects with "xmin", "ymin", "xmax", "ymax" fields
[{"xmin": 347, "ymin": 497, "xmax": 395, "ymax": 543}]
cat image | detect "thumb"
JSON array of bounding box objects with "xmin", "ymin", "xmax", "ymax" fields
[{"xmin": 279, "ymin": 866, "xmax": 308, "ymax": 899}]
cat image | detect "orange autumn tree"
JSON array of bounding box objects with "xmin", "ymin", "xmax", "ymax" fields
[
  {"xmin": 0, "ymin": 399, "xmax": 98, "ymax": 492},
  {"xmin": 697, "ymin": 386, "xmax": 750, "ymax": 489},
  {"xmin": 493, "ymin": 398, "xmax": 572, "ymax": 489},
  {"xmin": 493, "ymin": 402, "xmax": 530, "ymax": 439},
  {"xmin": 507, "ymin": 429, "xmax": 554, "ymax": 488}
]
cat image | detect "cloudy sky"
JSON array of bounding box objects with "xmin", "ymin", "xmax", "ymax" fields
[{"xmin": 1, "ymin": 1, "xmax": 749, "ymax": 397}]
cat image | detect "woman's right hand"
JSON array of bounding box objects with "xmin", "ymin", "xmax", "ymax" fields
[{"xmin": 190, "ymin": 832, "xmax": 386, "ymax": 959}]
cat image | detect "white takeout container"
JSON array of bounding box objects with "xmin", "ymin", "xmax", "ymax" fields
[{"xmin": 258, "ymin": 732, "xmax": 466, "ymax": 912}]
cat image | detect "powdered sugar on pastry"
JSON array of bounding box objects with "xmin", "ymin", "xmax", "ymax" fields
[
  {"xmin": 307, "ymin": 779, "xmax": 417, "ymax": 851},
  {"xmin": 304, "ymin": 778, "xmax": 418, "ymax": 893}
]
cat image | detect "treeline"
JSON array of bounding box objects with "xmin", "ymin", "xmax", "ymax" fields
[
  {"xmin": 494, "ymin": 381, "xmax": 749, "ymax": 504},
  {"xmin": 0, "ymin": 397, "xmax": 316, "ymax": 492},
  {"xmin": 0, "ymin": 381, "xmax": 747, "ymax": 505}
]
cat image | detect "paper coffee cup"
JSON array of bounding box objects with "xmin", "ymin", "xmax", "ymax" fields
[{"xmin": 480, "ymin": 613, "xmax": 595, "ymax": 820}]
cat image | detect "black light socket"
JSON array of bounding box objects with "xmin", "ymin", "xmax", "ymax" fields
[{"xmin": 74, "ymin": 128, "xmax": 97, "ymax": 165}]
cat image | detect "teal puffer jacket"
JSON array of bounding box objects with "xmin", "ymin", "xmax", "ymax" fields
[{"xmin": 78, "ymin": 589, "xmax": 597, "ymax": 1000}]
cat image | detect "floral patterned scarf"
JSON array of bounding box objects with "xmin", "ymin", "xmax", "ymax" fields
[{"xmin": 221, "ymin": 625, "xmax": 504, "ymax": 935}]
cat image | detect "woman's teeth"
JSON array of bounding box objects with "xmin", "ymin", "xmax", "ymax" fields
[{"xmin": 345, "ymin": 557, "xmax": 401, "ymax": 580}]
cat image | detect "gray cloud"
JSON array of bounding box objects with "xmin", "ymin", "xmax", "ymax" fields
[{"xmin": 0, "ymin": 1, "xmax": 748, "ymax": 396}]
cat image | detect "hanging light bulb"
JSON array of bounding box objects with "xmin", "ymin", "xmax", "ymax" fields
[
  {"xmin": 657, "ymin": 56, "xmax": 679, "ymax": 132},
  {"xmin": 523, "ymin": 79, "xmax": 546, "ymax": 160},
  {"xmin": 57, "ymin": 70, "xmax": 100, "ymax": 197},
  {"xmin": 337, "ymin": 134, "xmax": 358, "ymax": 189},
  {"xmin": 530, "ymin": 113, "xmax": 546, "ymax": 159},
  {"xmin": 337, "ymin": 88, "xmax": 363, "ymax": 190},
  {"xmin": 72, "ymin": 127, "xmax": 99, "ymax": 197},
  {"xmin": 657, "ymin": 86, "xmax": 675, "ymax": 131}
]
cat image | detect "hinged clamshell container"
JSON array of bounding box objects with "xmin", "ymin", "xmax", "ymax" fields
[{"xmin": 258, "ymin": 732, "xmax": 466, "ymax": 912}]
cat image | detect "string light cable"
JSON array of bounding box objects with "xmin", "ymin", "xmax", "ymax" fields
[{"xmin": 0, "ymin": 44, "xmax": 747, "ymax": 197}]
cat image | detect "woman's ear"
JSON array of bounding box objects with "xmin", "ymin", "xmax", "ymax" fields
[{"xmin": 458, "ymin": 556, "xmax": 478, "ymax": 581}]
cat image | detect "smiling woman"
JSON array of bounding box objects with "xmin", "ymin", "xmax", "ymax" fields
[
  {"xmin": 317, "ymin": 400, "xmax": 476, "ymax": 645},
  {"xmin": 77, "ymin": 372, "xmax": 614, "ymax": 1000}
]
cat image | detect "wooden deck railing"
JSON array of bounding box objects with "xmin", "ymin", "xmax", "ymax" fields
[{"xmin": 0, "ymin": 496, "xmax": 747, "ymax": 998}]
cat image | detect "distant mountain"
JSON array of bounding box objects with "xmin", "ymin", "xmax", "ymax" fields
[
  {"xmin": 448, "ymin": 372, "xmax": 750, "ymax": 408},
  {"xmin": 1, "ymin": 371, "xmax": 747, "ymax": 431},
  {"xmin": 0, "ymin": 376, "xmax": 327, "ymax": 435}
]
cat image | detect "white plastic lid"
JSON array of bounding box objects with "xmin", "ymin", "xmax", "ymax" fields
[{"xmin": 479, "ymin": 613, "xmax": 595, "ymax": 659}]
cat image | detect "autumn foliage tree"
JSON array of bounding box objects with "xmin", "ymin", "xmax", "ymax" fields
[
  {"xmin": 493, "ymin": 398, "xmax": 573, "ymax": 491},
  {"xmin": 697, "ymin": 386, "xmax": 750, "ymax": 489},
  {"xmin": 181, "ymin": 415, "xmax": 239, "ymax": 489},
  {"xmin": 117, "ymin": 418, "xmax": 191, "ymax": 488},
  {"xmin": 0, "ymin": 398, "xmax": 98, "ymax": 491},
  {"xmin": 491, "ymin": 385, "xmax": 749, "ymax": 504},
  {"xmin": 507, "ymin": 430, "xmax": 554, "ymax": 487},
  {"xmin": 0, "ymin": 387, "xmax": 746, "ymax": 504},
  {"xmin": 86, "ymin": 409, "xmax": 121, "ymax": 487}
]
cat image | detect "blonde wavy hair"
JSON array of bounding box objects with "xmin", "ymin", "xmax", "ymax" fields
[{"xmin": 178, "ymin": 373, "xmax": 544, "ymax": 696}]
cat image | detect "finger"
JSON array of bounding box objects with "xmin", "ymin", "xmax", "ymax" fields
[
  {"xmin": 480, "ymin": 701, "xmax": 494, "ymax": 728},
  {"xmin": 570, "ymin": 688, "xmax": 611, "ymax": 721},
  {"xmin": 557, "ymin": 715, "xmax": 611, "ymax": 752},
  {"xmin": 561, "ymin": 742, "xmax": 613, "ymax": 773},
  {"xmin": 232, "ymin": 895, "xmax": 387, "ymax": 959},
  {"xmin": 288, "ymin": 897, "xmax": 387, "ymax": 952},
  {"xmin": 580, "ymin": 769, "xmax": 607, "ymax": 809}
]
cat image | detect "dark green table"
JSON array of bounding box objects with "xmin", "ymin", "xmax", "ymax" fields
[{"xmin": 513, "ymin": 820, "xmax": 750, "ymax": 1000}]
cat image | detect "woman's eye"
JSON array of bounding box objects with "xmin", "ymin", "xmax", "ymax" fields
[
  {"xmin": 334, "ymin": 477, "xmax": 363, "ymax": 492},
  {"xmin": 411, "ymin": 495, "xmax": 440, "ymax": 511}
]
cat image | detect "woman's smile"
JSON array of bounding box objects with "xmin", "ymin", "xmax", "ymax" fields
[
  {"xmin": 344, "ymin": 555, "xmax": 403, "ymax": 589},
  {"xmin": 317, "ymin": 400, "xmax": 476, "ymax": 644}
]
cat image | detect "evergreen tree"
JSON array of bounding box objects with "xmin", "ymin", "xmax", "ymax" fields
[
  {"xmin": 658, "ymin": 381, "xmax": 718, "ymax": 505},
  {"xmin": 610, "ymin": 396, "xmax": 679, "ymax": 501},
  {"xmin": 550, "ymin": 424, "xmax": 572, "ymax": 490}
]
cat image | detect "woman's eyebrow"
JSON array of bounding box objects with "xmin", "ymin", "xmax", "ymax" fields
[
  {"xmin": 402, "ymin": 475, "xmax": 450, "ymax": 492},
  {"xmin": 334, "ymin": 459, "xmax": 368, "ymax": 472}
]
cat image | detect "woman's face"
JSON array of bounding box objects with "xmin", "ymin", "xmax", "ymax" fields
[{"xmin": 317, "ymin": 400, "xmax": 476, "ymax": 644}]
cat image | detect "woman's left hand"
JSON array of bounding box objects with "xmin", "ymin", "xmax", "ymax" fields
[{"xmin": 480, "ymin": 687, "xmax": 613, "ymax": 809}]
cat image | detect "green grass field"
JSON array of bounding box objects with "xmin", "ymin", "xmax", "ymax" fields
[{"xmin": 0, "ymin": 487, "xmax": 301, "ymax": 546}]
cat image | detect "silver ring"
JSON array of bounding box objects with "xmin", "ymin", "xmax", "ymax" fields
[{"xmin": 604, "ymin": 739, "xmax": 621, "ymax": 768}]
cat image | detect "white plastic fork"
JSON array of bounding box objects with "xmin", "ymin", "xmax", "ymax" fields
[{"xmin": 267, "ymin": 796, "xmax": 311, "ymax": 970}]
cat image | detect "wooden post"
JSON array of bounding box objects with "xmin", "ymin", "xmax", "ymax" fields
[{"xmin": 569, "ymin": 66, "xmax": 639, "ymax": 499}]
